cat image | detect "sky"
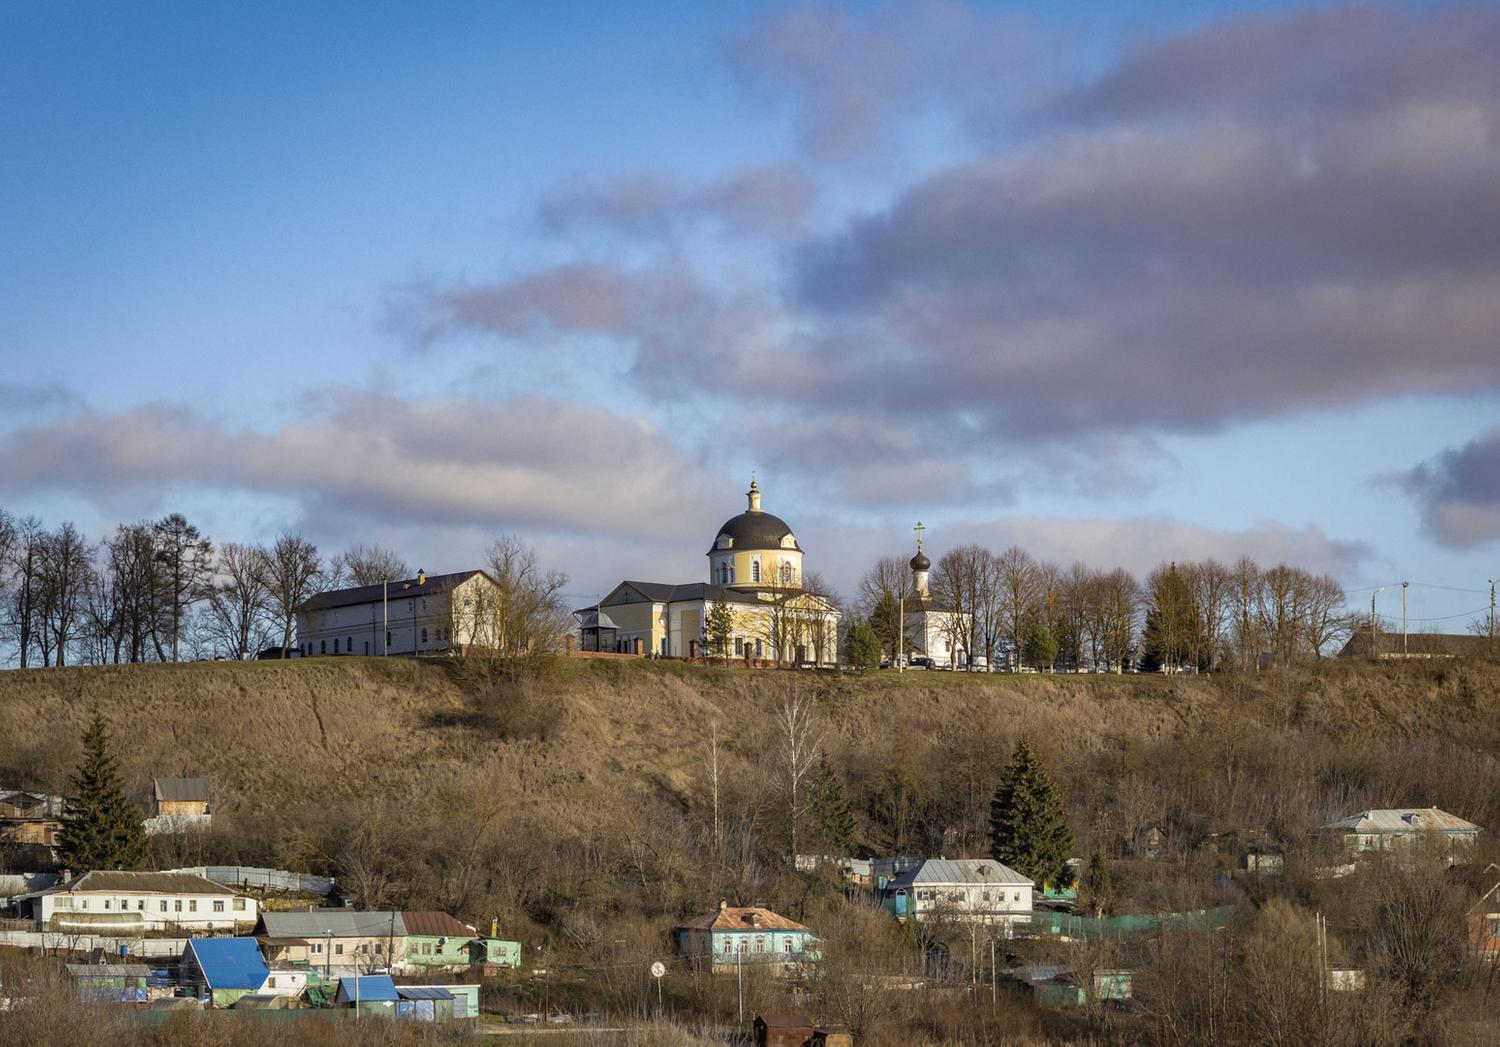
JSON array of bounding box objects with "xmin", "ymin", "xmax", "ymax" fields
[{"xmin": 2, "ymin": 0, "xmax": 1499, "ymax": 627}]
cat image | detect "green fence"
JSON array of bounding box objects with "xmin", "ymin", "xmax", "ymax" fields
[{"xmin": 1032, "ymin": 905, "xmax": 1236, "ymax": 940}]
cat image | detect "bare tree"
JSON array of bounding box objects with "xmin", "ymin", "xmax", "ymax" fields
[
  {"xmin": 1098, "ymin": 568, "xmax": 1141, "ymax": 673},
  {"xmin": 259, "ymin": 532, "xmax": 325, "ymax": 655},
  {"xmin": 996, "ymin": 546, "xmax": 1039, "ymax": 670},
  {"xmin": 202, "ymin": 542, "xmax": 273, "ymax": 659},
  {"xmin": 857, "ymin": 556, "xmax": 911, "ymax": 663},
  {"xmin": 1231, "ymin": 556, "xmax": 1263, "ymax": 670},
  {"xmin": 1186, "ymin": 559, "xmax": 1233, "ymax": 669},
  {"xmin": 932, "ymin": 545, "xmax": 985, "ymax": 669},
  {"xmin": 37, "ymin": 522, "xmax": 92, "ymax": 666},
  {"xmin": 776, "ymin": 690, "xmax": 822, "ymax": 861},
  {"xmin": 336, "ymin": 544, "xmax": 409, "ymax": 587},
  {"xmin": 5, "ymin": 516, "xmax": 44, "ymax": 667},
  {"xmin": 151, "ymin": 513, "xmax": 214, "ymax": 662},
  {"xmin": 105, "ymin": 523, "xmax": 165, "ymax": 663},
  {"xmin": 453, "ymin": 536, "xmax": 570, "ymax": 679}
]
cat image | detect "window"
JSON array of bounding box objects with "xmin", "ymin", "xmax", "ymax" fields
[
  {"xmin": 175, "ymin": 901, "xmax": 183, "ymax": 912},
  {"xmin": 738, "ymin": 939, "xmax": 748, "ymax": 954},
  {"xmin": 233, "ymin": 898, "xmax": 246, "ymax": 911},
  {"xmin": 754, "ymin": 936, "xmax": 765, "ymax": 953},
  {"xmin": 312, "ymin": 943, "xmax": 323, "ymax": 955},
  {"xmin": 421, "ymin": 627, "xmax": 428, "ymax": 644},
  {"xmin": 751, "ymin": 560, "xmax": 761, "ymax": 583},
  {"xmin": 160, "ymin": 901, "xmax": 167, "ymax": 912},
  {"xmin": 754, "ymin": 639, "xmax": 763, "ymax": 657},
  {"xmin": 80, "ymin": 900, "xmax": 88, "ymax": 910},
  {"xmin": 189, "ymin": 900, "xmax": 198, "ymax": 912},
  {"xmin": 320, "ymin": 640, "xmax": 326, "ymax": 654},
  {"xmin": 213, "ymin": 900, "xmax": 225, "ymax": 913},
  {"xmin": 347, "ymin": 635, "xmax": 353, "ymax": 652},
  {"xmin": 335, "ymin": 944, "xmax": 344, "ymax": 955},
  {"xmin": 364, "ymin": 642, "xmax": 370, "ymax": 655},
  {"xmin": 386, "ymin": 631, "xmax": 392, "ymax": 647},
  {"xmin": 784, "ymin": 937, "xmax": 793, "ymax": 954},
  {"xmin": 104, "ymin": 900, "xmax": 111, "ymax": 910},
  {"xmin": 137, "ymin": 900, "xmax": 144, "ymax": 910},
  {"xmin": 734, "ymin": 638, "xmax": 744, "ymax": 656},
  {"xmin": 333, "ymin": 638, "xmax": 339, "ymax": 654}
]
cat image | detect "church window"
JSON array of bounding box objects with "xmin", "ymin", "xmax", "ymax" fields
[
  {"xmin": 754, "ymin": 639, "xmax": 763, "ymax": 657},
  {"xmin": 751, "ymin": 560, "xmax": 761, "ymax": 583},
  {"xmin": 421, "ymin": 627, "xmax": 428, "ymax": 644},
  {"xmin": 734, "ymin": 638, "xmax": 744, "ymax": 656},
  {"xmin": 320, "ymin": 640, "xmax": 326, "ymax": 655},
  {"xmin": 347, "ymin": 636, "xmax": 353, "ymax": 651},
  {"xmin": 333, "ymin": 638, "xmax": 339, "ymax": 654}
]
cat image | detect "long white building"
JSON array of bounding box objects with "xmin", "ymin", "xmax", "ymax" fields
[
  {"xmin": 27, "ymin": 870, "xmax": 257, "ymax": 934},
  {"xmin": 295, "ymin": 569, "xmax": 500, "ymax": 658}
]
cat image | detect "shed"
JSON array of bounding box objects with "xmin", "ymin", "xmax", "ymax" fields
[
  {"xmin": 66, "ymin": 963, "xmax": 152, "ymax": 1003},
  {"xmin": 336, "ymin": 974, "xmax": 399, "ymax": 1016},
  {"xmin": 756, "ymin": 1013, "xmax": 815, "ymax": 1047},
  {"xmin": 181, "ymin": 938, "xmax": 268, "ymax": 1008},
  {"xmin": 811, "ymin": 1029, "xmax": 854, "ymax": 1046},
  {"xmin": 397, "ymin": 985, "xmax": 457, "ymax": 1022}
]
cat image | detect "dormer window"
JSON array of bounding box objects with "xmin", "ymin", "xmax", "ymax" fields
[
  {"xmin": 716, "ymin": 535, "xmax": 733, "ymax": 550},
  {"xmin": 780, "ymin": 534, "xmax": 797, "ymax": 549}
]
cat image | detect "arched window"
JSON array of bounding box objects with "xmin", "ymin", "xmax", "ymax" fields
[{"xmin": 751, "ymin": 560, "xmax": 761, "ymax": 583}]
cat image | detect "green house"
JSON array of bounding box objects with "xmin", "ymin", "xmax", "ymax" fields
[
  {"xmin": 469, "ymin": 937, "xmax": 521, "ymax": 968},
  {"xmin": 401, "ymin": 912, "xmax": 477, "ymax": 969}
]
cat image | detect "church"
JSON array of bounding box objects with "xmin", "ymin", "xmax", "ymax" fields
[
  {"xmin": 900, "ymin": 528, "xmax": 965, "ymax": 669},
  {"xmin": 578, "ymin": 479, "xmax": 842, "ymax": 665}
]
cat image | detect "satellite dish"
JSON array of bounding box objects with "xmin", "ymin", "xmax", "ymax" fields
[{"xmin": 650, "ymin": 961, "xmax": 666, "ymax": 978}]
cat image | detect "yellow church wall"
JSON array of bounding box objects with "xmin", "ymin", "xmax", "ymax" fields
[
  {"xmin": 602, "ymin": 601, "xmax": 664, "ymax": 651},
  {"xmin": 710, "ymin": 549, "xmax": 803, "ymax": 590}
]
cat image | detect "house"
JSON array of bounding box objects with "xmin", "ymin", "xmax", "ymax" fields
[
  {"xmin": 180, "ymin": 937, "xmax": 271, "ymax": 1008},
  {"xmin": 0, "ymin": 790, "xmax": 64, "ymax": 847},
  {"xmin": 1006, "ymin": 965, "xmax": 1134, "ymax": 1008},
  {"xmin": 335, "ymin": 974, "xmax": 399, "ymax": 1016},
  {"xmin": 882, "ymin": 859, "xmax": 1033, "ymax": 931},
  {"xmin": 470, "ymin": 937, "xmax": 522, "ymax": 969},
  {"xmin": 677, "ymin": 900, "xmax": 819, "ymax": 972},
  {"xmin": 1323, "ymin": 808, "xmax": 1481, "ymax": 858},
  {"xmin": 398, "ymin": 911, "xmax": 478, "ymax": 972},
  {"xmin": 1338, "ymin": 630, "xmax": 1493, "ymax": 660},
  {"xmin": 257, "ymin": 910, "xmax": 405, "ymax": 972},
  {"xmin": 584, "ymin": 480, "xmax": 842, "ymax": 665},
  {"xmin": 144, "ymin": 778, "xmax": 211, "ymax": 835},
  {"xmin": 296, "ymin": 569, "xmax": 514, "ymax": 658},
  {"xmin": 66, "ymin": 963, "xmax": 152, "ymax": 1003},
  {"xmin": 26, "ymin": 870, "xmax": 256, "ymax": 933}
]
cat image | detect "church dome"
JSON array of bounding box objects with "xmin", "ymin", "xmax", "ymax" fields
[
  {"xmin": 909, "ymin": 551, "xmax": 931, "ymax": 572},
  {"xmin": 707, "ymin": 478, "xmax": 803, "ymax": 554}
]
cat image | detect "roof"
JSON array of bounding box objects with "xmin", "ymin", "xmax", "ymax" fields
[
  {"xmin": 709, "ymin": 510, "xmax": 801, "ymax": 555},
  {"xmin": 397, "ymin": 986, "xmax": 457, "ymax": 1001},
  {"xmin": 576, "ymin": 608, "xmax": 618, "ymax": 630},
  {"xmin": 600, "ymin": 581, "xmax": 765, "ymax": 609},
  {"xmin": 260, "ymin": 910, "xmax": 406, "ymax": 938},
  {"xmin": 1323, "ymin": 808, "xmax": 1482, "ymax": 833},
  {"xmin": 299, "ymin": 571, "xmax": 485, "ymax": 613},
  {"xmin": 154, "ymin": 777, "xmax": 208, "ymax": 803},
  {"xmin": 1338, "ymin": 631, "xmax": 1495, "ymax": 659},
  {"xmin": 400, "ymin": 911, "xmax": 474, "ymax": 938},
  {"xmin": 50, "ymin": 871, "xmax": 235, "ymax": 896},
  {"xmin": 677, "ymin": 905, "xmax": 810, "ymax": 933},
  {"xmin": 887, "ymin": 858, "xmax": 1034, "ymax": 889},
  {"xmin": 255, "ymin": 936, "xmax": 311, "ymax": 947},
  {"xmin": 757, "ymin": 1014, "xmax": 815, "ymax": 1029},
  {"xmin": 65, "ymin": 963, "xmax": 152, "ymax": 978},
  {"xmin": 232, "ymin": 993, "xmax": 288, "ymax": 1009},
  {"xmin": 336, "ymin": 975, "xmax": 399, "ymax": 1003},
  {"xmin": 188, "ymin": 938, "xmax": 269, "ymax": 991}
]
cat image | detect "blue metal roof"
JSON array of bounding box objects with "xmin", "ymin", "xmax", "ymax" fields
[
  {"xmin": 188, "ymin": 938, "xmax": 268, "ymax": 991},
  {"xmin": 336, "ymin": 975, "xmax": 399, "ymax": 1003},
  {"xmin": 397, "ymin": 986, "xmax": 456, "ymax": 1001}
]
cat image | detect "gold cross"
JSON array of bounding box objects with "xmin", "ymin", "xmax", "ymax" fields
[{"xmin": 914, "ymin": 520, "xmax": 925, "ymax": 553}]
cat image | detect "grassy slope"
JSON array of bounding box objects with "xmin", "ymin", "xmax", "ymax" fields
[{"xmin": 4, "ymin": 655, "xmax": 1500, "ymax": 835}]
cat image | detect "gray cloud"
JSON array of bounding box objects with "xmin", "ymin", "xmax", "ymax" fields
[
  {"xmin": 1399, "ymin": 426, "xmax": 1500, "ymax": 548},
  {"xmin": 539, "ymin": 165, "xmax": 817, "ymax": 238},
  {"xmin": 0, "ymin": 391, "xmax": 715, "ymax": 543}
]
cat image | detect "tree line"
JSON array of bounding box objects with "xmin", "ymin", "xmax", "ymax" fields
[
  {"xmin": 0, "ymin": 507, "xmax": 411, "ymax": 667},
  {"xmin": 856, "ymin": 546, "xmax": 1353, "ymax": 671}
]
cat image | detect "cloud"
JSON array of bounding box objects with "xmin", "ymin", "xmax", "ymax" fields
[
  {"xmin": 726, "ymin": 0, "xmax": 1029, "ymax": 159},
  {"xmin": 539, "ymin": 165, "xmax": 817, "ymax": 237},
  {"xmin": 1398, "ymin": 426, "xmax": 1500, "ymax": 548},
  {"xmin": 0, "ymin": 390, "xmax": 715, "ymax": 542},
  {"xmin": 0, "ymin": 381, "xmax": 83, "ymax": 414}
]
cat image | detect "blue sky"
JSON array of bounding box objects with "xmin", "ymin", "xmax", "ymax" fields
[{"xmin": 3, "ymin": 0, "xmax": 1499, "ymax": 626}]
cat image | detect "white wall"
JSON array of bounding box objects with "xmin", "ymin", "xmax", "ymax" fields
[{"xmin": 40, "ymin": 891, "xmax": 257, "ymax": 933}]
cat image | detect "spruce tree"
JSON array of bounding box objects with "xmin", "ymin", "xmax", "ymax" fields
[
  {"xmin": 989, "ymin": 741, "xmax": 1073, "ymax": 889},
  {"xmin": 809, "ymin": 752, "xmax": 857, "ymax": 856},
  {"xmin": 57, "ymin": 712, "xmax": 148, "ymax": 874}
]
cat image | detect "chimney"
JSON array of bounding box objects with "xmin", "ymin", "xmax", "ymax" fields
[
  {"xmin": 417, "ymin": 568, "xmax": 426, "ymax": 585},
  {"xmin": 718, "ymin": 898, "xmax": 728, "ymax": 911}
]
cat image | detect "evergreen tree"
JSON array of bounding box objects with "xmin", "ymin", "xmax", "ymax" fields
[
  {"xmin": 1086, "ymin": 850, "xmax": 1113, "ymax": 917},
  {"xmin": 57, "ymin": 712, "xmax": 147, "ymax": 873},
  {"xmin": 705, "ymin": 599, "xmax": 735, "ymax": 659},
  {"xmin": 846, "ymin": 621, "xmax": 882, "ymax": 670},
  {"xmin": 1023, "ymin": 625, "xmax": 1059, "ymax": 672},
  {"xmin": 809, "ymin": 752, "xmax": 857, "ymax": 855},
  {"xmin": 989, "ymin": 741, "xmax": 1073, "ymax": 889}
]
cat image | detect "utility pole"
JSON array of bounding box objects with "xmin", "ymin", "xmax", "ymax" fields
[
  {"xmin": 1402, "ymin": 581, "xmax": 1409, "ymax": 658},
  {"xmin": 1370, "ymin": 587, "xmax": 1384, "ymax": 659},
  {"xmin": 382, "ymin": 579, "xmax": 389, "ymax": 656},
  {"xmin": 1489, "ymin": 579, "xmax": 1497, "ymax": 644}
]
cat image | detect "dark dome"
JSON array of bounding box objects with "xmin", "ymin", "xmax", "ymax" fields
[
  {"xmin": 909, "ymin": 551, "xmax": 931, "ymax": 572},
  {"xmin": 709, "ymin": 511, "xmax": 802, "ymax": 554}
]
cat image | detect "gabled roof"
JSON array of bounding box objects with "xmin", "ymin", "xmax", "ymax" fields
[
  {"xmin": 49, "ymin": 871, "xmax": 235, "ymax": 896},
  {"xmin": 400, "ymin": 911, "xmax": 474, "ymax": 938},
  {"xmin": 260, "ymin": 910, "xmax": 406, "ymax": 938},
  {"xmin": 1322, "ymin": 808, "xmax": 1482, "ymax": 834},
  {"xmin": 65, "ymin": 963, "xmax": 152, "ymax": 978},
  {"xmin": 756, "ymin": 1014, "xmax": 815, "ymax": 1029},
  {"xmin": 188, "ymin": 938, "xmax": 268, "ymax": 991},
  {"xmin": 599, "ymin": 581, "xmax": 766, "ymax": 609},
  {"xmin": 887, "ymin": 858, "xmax": 1034, "ymax": 889},
  {"xmin": 154, "ymin": 777, "xmax": 208, "ymax": 803},
  {"xmin": 336, "ymin": 975, "xmax": 399, "ymax": 1003},
  {"xmin": 300, "ymin": 571, "xmax": 485, "ymax": 613},
  {"xmin": 677, "ymin": 905, "xmax": 810, "ymax": 933}
]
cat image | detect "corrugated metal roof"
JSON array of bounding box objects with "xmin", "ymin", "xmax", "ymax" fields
[
  {"xmin": 52, "ymin": 871, "xmax": 235, "ymax": 896},
  {"xmin": 300, "ymin": 572, "xmax": 484, "ymax": 613},
  {"xmin": 337, "ymin": 975, "xmax": 399, "ymax": 1003},
  {"xmin": 887, "ymin": 859, "xmax": 1034, "ymax": 888},
  {"xmin": 400, "ymin": 911, "xmax": 474, "ymax": 938},
  {"xmin": 154, "ymin": 778, "xmax": 209, "ymax": 803},
  {"xmin": 188, "ymin": 938, "xmax": 269, "ymax": 991},
  {"xmin": 66, "ymin": 964, "xmax": 153, "ymax": 977},
  {"xmin": 1322, "ymin": 808, "xmax": 1482, "ymax": 833},
  {"xmin": 677, "ymin": 905, "xmax": 810, "ymax": 932},
  {"xmin": 261, "ymin": 910, "xmax": 406, "ymax": 938},
  {"xmin": 397, "ymin": 986, "xmax": 456, "ymax": 1001}
]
